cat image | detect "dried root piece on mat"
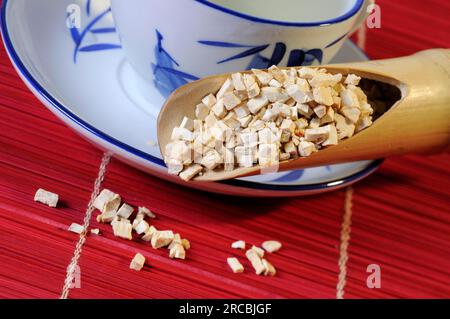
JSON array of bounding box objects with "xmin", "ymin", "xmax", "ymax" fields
[
  {"xmin": 227, "ymin": 257, "xmax": 244, "ymax": 273},
  {"xmin": 261, "ymin": 258, "xmax": 276, "ymax": 276},
  {"xmin": 130, "ymin": 253, "xmax": 146, "ymax": 271},
  {"xmin": 132, "ymin": 212, "xmax": 145, "ymax": 228},
  {"xmin": 141, "ymin": 225, "xmax": 157, "ymax": 242},
  {"xmin": 151, "ymin": 230, "xmax": 174, "ymax": 249},
  {"xmin": 138, "ymin": 206, "xmax": 156, "ymax": 219},
  {"xmin": 96, "ymin": 209, "xmax": 117, "ymax": 223},
  {"xmin": 261, "ymin": 240, "xmax": 282, "ymax": 253},
  {"xmin": 245, "ymin": 249, "xmax": 266, "ymax": 275},
  {"xmin": 245, "ymin": 248, "xmax": 277, "ymax": 276},
  {"xmin": 169, "ymin": 243, "xmax": 186, "ymax": 260},
  {"xmin": 166, "ymin": 233, "xmax": 190, "ymax": 258},
  {"xmin": 94, "ymin": 189, "xmax": 121, "ymax": 223},
  {"xmin": 93, "ymin": 189, "xmax": 121, "ymax": 212},
  {"xmin": 112, "ymin": 217, "xmax": 132, "ymax": 240},
  {"xmin": 251, "ymin": 245, "xmax": 265, "ymax": 258},
  {"xmin": 168, "ymin": 233, "xmax": 182, "ymax": 249},
  {"xmin": 181, "ymin": 238, "xmax": 191, "ymax": 250},
  {"xmin": 231, "ymin": 240, "xmax": 246, "ymax": 250},
  {"xmin": 117, "ymin": 203, "xmax": 134, "ymax": 219},
  {"xmin": 34, "ymin": 188, "xmax": 59, "ymax": 207},
  {"xmin": 68, "ymin": 223, "xmax": 84, "ymax": 234},
  {"xmin": 171, "ymin": 233, "xmax": 191, "ymax": 249},
  {"xmin": 90, "ymin": 228, "xmax": 100, "ymax": 235},
  {"xmin": 134, "ymin": 219, "xmax": 150, "ymax": 235}
]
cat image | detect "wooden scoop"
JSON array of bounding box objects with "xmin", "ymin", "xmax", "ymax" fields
[{"xmin": 157, "ymin": 49, "xmax": 450, "ymax": 181}]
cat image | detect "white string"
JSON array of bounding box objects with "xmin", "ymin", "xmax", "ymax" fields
[
  {"xmin": 60, "ymin": 152, "xmax": 112, "ymax": 299},
  {"xmin": 336, "ymin": 187, "xmax": 354, "ymax": 299}
]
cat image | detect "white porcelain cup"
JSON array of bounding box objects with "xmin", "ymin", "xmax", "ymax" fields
[{"xmin": 111, "ymin": 0, "xmax": 373, "ymax": 98}]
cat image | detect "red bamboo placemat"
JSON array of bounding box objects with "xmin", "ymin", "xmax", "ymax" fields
[{"xmin": 0, "ymin": 0, "xmax": 449, "ymax": 299}]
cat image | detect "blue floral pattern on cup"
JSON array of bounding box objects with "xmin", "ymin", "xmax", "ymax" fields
[
  {"xmin": 151, "ymin": 35, "xmax": 330, "ymax": 99},
  {"xmin": 152, "ymin": 30, "xmax": 199, "ymax": 98},
  {"xmin": 67, "ymin": 2, "xmax": 121, "ymax": 63},
  {"xmin": 198, "ymin": 40, "xmax": 323, "ymax": 68}
]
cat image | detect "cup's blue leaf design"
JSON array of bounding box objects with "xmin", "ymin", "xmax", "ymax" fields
[
  {"xmin": 270, "ymin": 170, "xmax": 305, "ymax": 182},
  {"xmin": 217, "ymin": 44, "xmax": 270, "ymax": 64},
  {"xmin": 266, "ymin": 42, "xmax": 287, "ymax": 66},
  {"xmin": 287, "ymin": 49, "xmax": 305, "ymax": 66},
  {"xmin": 154, "ymin": 31, "xmax": 180, "ymax": 67},
  {"xmin": 69, "ymin": 25, "xmax": 81, "ymax": 45},
  {"xmin": 246, "ymin": 54, "xmax": 270, "ymax": 69},
  {"xmin": 199, "ymin": 40, "xmax": 271, "ymax": 65},
  {"xmin": 303, "ymin": 49, "xmax": 324, "ymax": 65},
  {"xmin": 198, "ymin": 41, "xmax": 255, "ymax": 48},
  {"xmin": 152, "ymin": 30, "xmax": 199, "ymax": 98},
  {"xmin": 86, "ymin": 0, "xmax": 91, "ymax": 16},
  {"xmin": 79, "ymin": 43, "xmax": 122, "ymax": 52},
  {"xmin": 287, "ymin": 48, "xmax": 323, "ymax": 66},
  {"xmin": 199, "ymin": 40, "xmax": 272, "ymax": 67},
  {"xmin": 198, "ymin": 33, "xmax": 362, "ymax": 68},
  {"xmin": 90, "ymin": 27, "xmax": 117, "ymax": 34},
  {"xmin": 247, "ymin": 42, "xmax": 286, "ymax": 69},
  {"xmin": 67, "ymin": 3, "xmax": 121, "ymax": 63},
  {"xmin": 155, "ymin": 66, "xmax": 200, "ymax": 81},
  {"xmin": 325, "ymin": 32, "xmax": 349, "ymax": 48}
]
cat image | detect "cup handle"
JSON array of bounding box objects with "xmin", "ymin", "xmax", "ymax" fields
[{"xmin": 349, "ymin": 0, "xmax": 375, "ymax": 34}]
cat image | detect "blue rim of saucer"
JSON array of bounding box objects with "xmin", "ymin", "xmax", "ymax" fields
[
  {"xmin": 0, "ymin": 0, "xmax": 383, "ymax": 192},
  {"xmin": 195, "ymin": 0, "xmax": 364, "ymax": 27}
]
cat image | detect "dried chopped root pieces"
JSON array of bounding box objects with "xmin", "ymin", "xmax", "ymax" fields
[
  {"xmin": 231, "ymin": 240, "xmax": 246, "ymax": 250},
  {"xmin": 179, "ymin": 164, "xmax": 203, "ymax": 182},
  {"xmin": 68, "ymin": 223, "xmax": 84, "ymax": 234},
  {"xmin": 245, "ymin": 249, "xmax": 266, "ymax": 275},
  {"xmin": 227, "ymin": 257, "xmax": 244, "ymax": 273},
  {"xmin": 134, "ymin": 219, "xmax": 150, "ymax": 235},
  {"xmin": 94, "ymin": 189, "xmax": 121, "ymax": 223},
  {"xmin": 112, "ymin": 217, "xmax": 133, "ymax": 240},
  {"xmin": 168, "ymin": 233, "xmax": 182, "ymax": 249},
  {"xmin": 169, "ymin": 243, "xmax": 186, "ymax": 260},
  {"xmin": 130, "ymin": 253, "xmax": 146, "ymax": 271},
  {"xmin": 251, "ymin": 245, "xmax": 265, "ymax": 258},
  {"xmin": 245, "ymin": 249, "xmax": 278, "ymax": 276},
  {"xmin": 151, "ymin": 230, "xmax": 174, "ymax": 249},
  {"xmin": 181, "ymin": 238, "xmax": 191, "ymax": 250},
  {"xmin": 164, "ymin": 66, "xmax": 374, "ymax": 180},
  {"xmin": 93, "ymin": 189, "xmax": 121, "ymax": 212},
  {"xmin": 34, "ymin": 188, "xmax": 59, "ymax": 207},
  {"xmin": 67, "ymin": 188, "xmax": 192, "ymax": 267},
  {"xmin": 230, "ymin": 239, "xmax": 282, "ymax": 277},
  {"xmin": 117, "ymin": 203, "xmax": 134, "ymax": 219},
  {"xmin": 261, "ymin": 258, "xmax": 276, "ymax": 276},
  {"xmin": 262, "ymin": 240, "xmax": 282, "ymax": 253},
  {"xmin": 141, "ymin": 225, "xmax": 157, "ymax": 242},
  {"xmin": 96, "ymin": 209, "xmax": 117, "ymax": 223},
  {"xmin": 138, "ymin": 206, "xmax": 156, "ymax": 219},
  {"xmin": 90, "ymin": 228, "xmax": 100, "ymax": 235}
]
